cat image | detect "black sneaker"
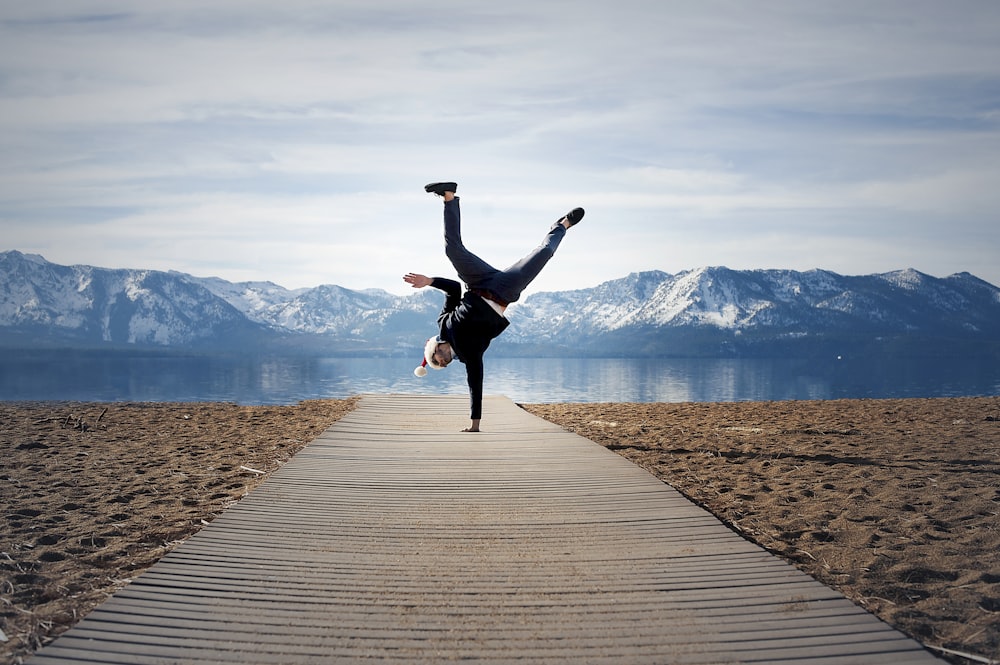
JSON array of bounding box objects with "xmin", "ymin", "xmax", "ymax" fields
[
  {"xmin": 425, "ymin": 182, "xmax": 458, "ymax": 196},
  {"xmin": 562, "ymin": 207, "xmax": 585, "ymax": 226}
]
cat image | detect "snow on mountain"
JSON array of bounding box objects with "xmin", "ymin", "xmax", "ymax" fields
[
  {"xmin": 2, "ymin": 250, "xmax": 999, "ymax": 356},
  {"xmin": 506, "ymin": 267, "xmax": 825, "ymax": 339},
  {"xmin": 507, "ymin": 271, "xmax": 670, "ymax": 343},
  {"xmin": 0, "ymin": 251, "xmax": 442, "ymax": 351},
  {"xmin": 0, "ymin": 251, "xmax": 265, "ymax": 347},
  {"xmin": 505, "ymin": 265, "xmax": 1000, "ymax": 350},
  {"xmin": 182, "ymin": 275, "xmax": 440, "ymax": 338},
  {"xmin": 178, "ymin": 274, "xmax": 308, "ymax": 325}
]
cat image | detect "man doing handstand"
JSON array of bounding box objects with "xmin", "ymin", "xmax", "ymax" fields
[{"xmin": 405, "ymin": 181, "xmax": 584, "ymax": 432}]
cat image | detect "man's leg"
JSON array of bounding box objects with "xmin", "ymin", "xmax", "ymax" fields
[
  {"xmin": 442, "ymin": 197, "xmax": 500, "ymax": 289},
  {"xmin": 489, "ymin": 222, "xmax": 567, "ymax": 304}
]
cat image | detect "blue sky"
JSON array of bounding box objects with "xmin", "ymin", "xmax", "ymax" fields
[{"xmin": 2, "ymin": 1, "xmax": 999, "ymax": 295}]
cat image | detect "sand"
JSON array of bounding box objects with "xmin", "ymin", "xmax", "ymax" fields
[
  {"xmin": 2, "ymin": 396, "xmax": 998, "ymax": 664},
  {"xmin": 525, "ymin": 397, "xmax": 1000, "ymax": 664},
  {"xmin": 1, "ymin": 399, "xmax": 357, "ymax": 664}
]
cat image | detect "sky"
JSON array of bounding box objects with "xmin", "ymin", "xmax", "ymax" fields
[{"xmin": 1, "ymin": 1, "xmax": 999, "ymax": 296}]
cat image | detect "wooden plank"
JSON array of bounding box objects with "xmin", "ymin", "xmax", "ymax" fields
[{"xmin": 29, "ymin": 394, "xmax": 942, "ymax": 664}]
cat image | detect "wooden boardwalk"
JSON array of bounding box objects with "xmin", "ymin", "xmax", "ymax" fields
[{"xmin": 31, "ymin": 394, "xmax": 941, "ymax": 664}]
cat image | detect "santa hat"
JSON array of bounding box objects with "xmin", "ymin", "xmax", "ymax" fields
[{"xmin": 414, "ymin": 336, "xmax": 445, "ymax": 377}]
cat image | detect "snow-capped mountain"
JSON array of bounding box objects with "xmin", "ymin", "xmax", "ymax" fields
[
  {"xmin": 504, "ymin": 266, "xmax": 1000, "ymax": 356},
  {"xmin": 2, "ymin": 251, "xmax": 999, "ymax": 357},
  {"xmin": 0, "ymin": 251, "xmax": 268, "ymax": 348},
  {"xmin": 507, "ymin": 266, "xmax": 1000, "ymax": 334},
  {"xmin": 186, "ymin": 276, "xmax": 436, "ymax": 338},
  {"xmin": 0, "ymin": 251, "xmax": 440, "ymax": 353}
]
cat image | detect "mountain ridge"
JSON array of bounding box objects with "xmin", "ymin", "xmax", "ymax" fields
[{"xmin": 2, "ymin": 250, "xmax": 999, "ymax": 358}]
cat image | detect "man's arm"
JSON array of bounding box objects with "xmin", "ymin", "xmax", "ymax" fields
[
  {"xmin": 404, "ymin": 272, "xmax": 479, "ymax": 430},
  {"xmin": 464, "ymin": 354, "xmax": 484, "ymax": 432},
  {"xmin": 404, "ymin": 274, "xmax": 462, "ymax": 311},
  {"xmin": 429, "ymin": 277, "xmax": 462, "ymax": 301}
]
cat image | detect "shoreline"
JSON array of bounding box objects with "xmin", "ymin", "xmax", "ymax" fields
[{"xmin": 3, "ymin": 395, "xmax": 998, "ymax": 664}]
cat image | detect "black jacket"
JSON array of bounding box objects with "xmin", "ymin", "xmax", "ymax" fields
[{"xmin": 431, "ymin": 278, "xmax": 509, "ymax": 419}]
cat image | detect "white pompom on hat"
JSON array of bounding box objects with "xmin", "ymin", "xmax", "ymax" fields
[{"xmin": 414, "ymin": 336, "xmax": 445, "ymax": 377}]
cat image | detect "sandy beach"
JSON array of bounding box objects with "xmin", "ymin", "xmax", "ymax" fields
[
  {"xmin": 2, "ymin": 396, "xmax": 998, "ymax": 664},
  {"xmin": 526, "ymin": 397, "xmax": 1000, "ymax": 664},
  {"xmin": 1, "ymin": 399, "xmax": 358, "ymax": 664}
]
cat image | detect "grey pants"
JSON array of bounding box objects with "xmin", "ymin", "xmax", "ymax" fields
[{"xmin": 443, "ymin": 197, "xmax": 565, "ymax": 304}]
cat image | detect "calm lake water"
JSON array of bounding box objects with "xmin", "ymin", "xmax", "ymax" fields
[{"xmin": 1, "ymin": 351, "xmax": 997, "ymax": 404}]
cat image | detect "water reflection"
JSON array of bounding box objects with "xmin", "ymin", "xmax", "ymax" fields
[{"xmin": 0, "ymin": 351, "xmax": 996, "ymax": 405}]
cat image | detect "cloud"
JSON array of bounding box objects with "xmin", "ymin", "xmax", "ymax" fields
[{"xmin": 2, "ymin": 1, "xmax": 1000, "ymax": 294}]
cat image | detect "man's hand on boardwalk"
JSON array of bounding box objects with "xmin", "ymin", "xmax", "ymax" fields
[{"xmin": 404, "ymin": 273, "xmax": 431, "ymax": 289}]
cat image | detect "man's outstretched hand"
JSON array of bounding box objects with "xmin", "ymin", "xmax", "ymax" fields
[{"xmin": 404, "ymin": 273, "xmax": 431, "ymax": 289}]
